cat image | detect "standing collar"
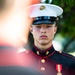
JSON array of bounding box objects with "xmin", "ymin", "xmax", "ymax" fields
[{"xmin": 32, "ymin": 45, "xmax": 55, "ymax": 57}]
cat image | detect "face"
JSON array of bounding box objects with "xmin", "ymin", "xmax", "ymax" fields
[{"xmin": 30, "ymin": 24, "xmax": 57, "ymax": 46}]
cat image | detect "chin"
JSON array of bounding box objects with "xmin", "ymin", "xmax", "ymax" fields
[{"xmin": 40, "ymin": 42, "xmax": 48, "ymax": 45}]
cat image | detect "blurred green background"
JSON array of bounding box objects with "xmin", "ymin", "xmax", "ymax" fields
[{"xmin": 50, "ymin": 0, "xmax": 75, "ymax": 56}]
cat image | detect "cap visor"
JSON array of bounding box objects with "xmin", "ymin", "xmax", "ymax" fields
[{"xmin": 32, "ymin": 20, "xmax": 54, "ymax": 25}]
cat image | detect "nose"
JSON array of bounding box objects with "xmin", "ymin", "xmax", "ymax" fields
[{"xmin": 41, "ymin": 27, "xmax": 46, "ymax": 33}]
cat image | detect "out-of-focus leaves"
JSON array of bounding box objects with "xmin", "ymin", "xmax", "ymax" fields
[
  {"xmin": 44, "ymin": 0, "xmax": 75, "ymax": 53},
  {"xmin": 52, "ymin": 0, "xmax": 75, "ymax": 53}
]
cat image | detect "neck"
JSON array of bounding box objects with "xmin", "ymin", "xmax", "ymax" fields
[{"xmin": 34, "ymin": 43, "xmax": 52, "ymax": 51}]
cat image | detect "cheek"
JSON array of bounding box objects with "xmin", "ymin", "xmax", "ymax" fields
[
  {"xmin": 33, "ymin": 29, "xmax": 40, "ymax": 34},
  {"xmin": 47, "ymin": 29, "xmax": 53, "ymax": 33},
  {"xmin": 47, "ymin": 29, "xmax": 55, "ymax": 36},
  {"xmin": 32, "ymin": 30, "xmax": 40, "ymax": 39}
]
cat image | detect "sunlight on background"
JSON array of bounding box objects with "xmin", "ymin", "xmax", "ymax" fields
[
  {"xmin": 53, "ymin": 34, "xmax": 75, "ymax": 56},
  {"xmin": 52, "ymin": 40, "xmax": 63, "ymax": 51}
]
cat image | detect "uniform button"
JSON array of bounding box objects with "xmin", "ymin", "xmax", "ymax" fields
[
  {"xmin": 41, "ymin": 59, "xmax": 45, "ymax": 63},
  {"xmin": 40, "ymin": 67, "xmax": 45, "ymax": 71}
]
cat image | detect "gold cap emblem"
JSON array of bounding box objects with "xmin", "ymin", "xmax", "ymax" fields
[{"xmin": 40, "ymin": 5, "xmax": 45, "ymax": 10}]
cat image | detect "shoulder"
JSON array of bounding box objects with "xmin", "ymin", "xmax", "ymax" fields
[
  {"xmin": 56, "ymin": 51, "xmax": 75, "ymax": 60},
  {"xmin": 18, "ymin": 48, "xmax": 31, "ymax": 56},
  {"xmin": 19, "ymin": 50, "xmax": 31, "ymax": 54},
  {"xmin": 55, "ymin": 51, "xmax": 75, "ymax": 68},
  {"xmin": 18, "ymin": 47, "xmax": 31, "ymax": 53}
]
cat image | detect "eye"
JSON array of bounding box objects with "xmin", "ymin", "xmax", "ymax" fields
[
  {"xmin": 46, "ymin": 25, "xmax": 52, "ymax": 28},
  {"xmin": 36, "ymin": 26, "xmax": 41, "ymax": 28}
]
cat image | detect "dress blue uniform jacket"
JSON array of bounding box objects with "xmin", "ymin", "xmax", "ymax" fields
[{"xmin": 19, "ymin": 45, "xmax": 75, "ymax": 75}]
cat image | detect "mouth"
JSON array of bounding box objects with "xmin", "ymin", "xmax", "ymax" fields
[{"xmin": 40, "ymin": 35, "xmax": 47, "ymax": 39}]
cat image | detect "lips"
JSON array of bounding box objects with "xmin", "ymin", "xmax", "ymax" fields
[{"xmin": 40, "ymin": 35, "xmax": 47, "ymax": 39}]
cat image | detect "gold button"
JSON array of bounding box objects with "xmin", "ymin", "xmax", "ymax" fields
[
  {"xmin": 40, "ymin": 67, "xmax": 45, "ymax": 71},
  {"xmin": 41, "ymin": 59, "xmax": 45, "ymax": 63}
]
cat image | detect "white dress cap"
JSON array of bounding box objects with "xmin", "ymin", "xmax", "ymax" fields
[{"xmin": 27, "ymin": 3, "xmax": 63, "ymax": 18}]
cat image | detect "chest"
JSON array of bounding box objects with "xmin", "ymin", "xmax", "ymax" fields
[{"xmin": 22, "ymin": 52, "xmax": 69, "ymax": 75}]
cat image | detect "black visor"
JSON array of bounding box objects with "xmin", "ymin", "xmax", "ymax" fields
[{"xmin": 32, "ymin": 16, "xmax": 57, "ymax": 25}]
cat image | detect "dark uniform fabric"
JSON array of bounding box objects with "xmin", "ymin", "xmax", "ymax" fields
[
  {"xmin": 19, "ymin": 45, "xmax": 75, "ymax": 75},
  {"xmin": 0, "ymin": 46, "xmax": 42, "ymax": 75}
]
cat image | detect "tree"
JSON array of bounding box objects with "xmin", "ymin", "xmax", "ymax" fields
[{"xmin": 51, "ymin": 0, "xmax": 75, "ymax": 53}]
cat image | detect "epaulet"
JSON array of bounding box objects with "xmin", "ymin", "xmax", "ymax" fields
[{"xmin": 57, "ymin": 51, "xmax": 75, "ymax": 60}]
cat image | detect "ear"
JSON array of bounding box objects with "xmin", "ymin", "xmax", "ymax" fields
[{"xmin": 54, "ymin": 26, "xmax": 57, "ymax": 34}]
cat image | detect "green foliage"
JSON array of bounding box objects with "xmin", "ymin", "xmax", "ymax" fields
[
  {"xmin": 47, "ymin": 0, "xmax": 75, "ymax": 37},
  {"xmin": 45, "ymin": 0, "xmax": 75, "ymax": 53}
]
